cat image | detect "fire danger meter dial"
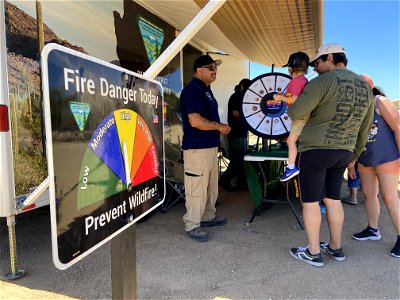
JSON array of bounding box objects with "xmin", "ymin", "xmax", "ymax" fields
[
  {"xmin": 240, "ymin": 72, "xmax": 293, "ymax": 139},
  {"xmin": 77, "ymin": 109, "xmax": 158, "ymax": 210}
]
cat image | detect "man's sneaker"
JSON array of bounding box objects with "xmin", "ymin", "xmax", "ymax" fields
[
  {"xmin": 280, "ymin": 166, "xmax": 300, "ymax": 182},
  {"xmin": 320, "ymin": 242, "xmax": 346, "ymax": 261},
  {"xmin": 389, "ymin": 237, "xmax": 400, "ymax": 258},
  {"xmin": 341, "ymin": 196, "xmax": 358, "ymax": 205},
  {"xmin": 290, "ymin": 246, "xmax": 324, "ymax": 267},
  {"xmin": 200, "ymin": 216, "xmax": 228, "ymax": 227},
  {"xmin": 186, "ymin": 227, "xmax": 209, "ymax": 242},
  {"xmin": 352, "ymin": 226, "xmax": 381, "ymax": 241}
]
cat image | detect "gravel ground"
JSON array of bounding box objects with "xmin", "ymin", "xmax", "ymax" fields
[{"xmin": 1, "ymin": 181, "xmax": 399, "ymax": 299}]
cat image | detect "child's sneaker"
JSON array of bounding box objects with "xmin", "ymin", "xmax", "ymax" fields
[
  {"xmin": 320, "ymin": 242, "xmax": 346, "ymax": 261},
  {"xmin": 280, "ymin": 166, "xmax": 299, "ymax": 182},
  {"xmin": 290, "ymin": 246, "xmax": 324, "ymax": 267},
  {"xmin": 352, "ymin": 226, "xmax": 381, "ymax": 241},
  {"xmin": 319, "ymin": 204, "xmax": 326, "ymax": 214},
  {"xmin": 390, "ymin": 236, "xmax": 400, "ymax": 258}
]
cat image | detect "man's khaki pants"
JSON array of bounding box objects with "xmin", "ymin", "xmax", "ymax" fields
[{"xmin": 183, "ymin": 147, "xmax": 218, "ymax": 232}]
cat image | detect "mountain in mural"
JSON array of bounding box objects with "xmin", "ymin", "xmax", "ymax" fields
[
  {"xmin": 5, "ymin": 1, "xmax": 88, "ymax": 91},
  {"xmin": 4, "ymin": 1, "xmax": 88, "ymax": 195},
  {"xmin": 5, "ymin": 1, "xmax": 87, "ymax": 58}
]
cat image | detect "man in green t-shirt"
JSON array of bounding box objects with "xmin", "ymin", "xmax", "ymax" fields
[{"xmin": 287, "ymin": 43, "xmax": 374, "ymax": 267}]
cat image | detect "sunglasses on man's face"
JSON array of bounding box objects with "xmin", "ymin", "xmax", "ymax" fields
[
  {"xmin": 314, "ymin": 60, "xmax": 322, "ymax": 67},
  {"xmin": 201, "ymin": 65, "xmax": 217, "ymax": 71}
]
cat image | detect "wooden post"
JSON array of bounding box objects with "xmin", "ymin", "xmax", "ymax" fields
[
  {"xmin": 36, "ymin": 0, "xmax": 44, "ymax": 56},
  {"xmin": 36, "ymin": 0, "xmax": 46, "ymax": 157},
  {"xmin": 28, "ymin": 84, "xmax": 32, "ymax": 123},
  {"xmin": 110, "ymin": 225, "xmax": 137, "ymax": 300}
]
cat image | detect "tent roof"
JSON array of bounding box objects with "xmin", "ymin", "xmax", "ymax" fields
[{"xmin": 137, "ymin": 0, "xmax": 323, "ymax": 67}]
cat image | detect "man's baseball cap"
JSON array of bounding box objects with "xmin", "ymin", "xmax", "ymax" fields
[
  {"xmin": 193, "ymin": 55, "xmax": 222, "ymax": 71},
  {"xmin": 310, "ymin": 43, "xmax": 346, "ymax": 66},
  {"xmin": 360, "ymin": 74, "xmax": 375, "ymax": 88},
  {"xmin": 282, "ymin": 51, "xmax": 309, "ymax": 68}
]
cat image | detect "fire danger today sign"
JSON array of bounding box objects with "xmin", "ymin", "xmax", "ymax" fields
[{"xmin": 41, "ymin": 44, "xmax": 165, "ymax": 270}]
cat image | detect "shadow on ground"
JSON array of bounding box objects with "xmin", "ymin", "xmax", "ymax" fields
[{"xmin": 0, "ymin": 181, "xmax": 399, "ymax": 299}]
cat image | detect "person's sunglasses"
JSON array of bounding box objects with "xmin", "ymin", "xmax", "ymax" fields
[
  {"xmin": 314, "ymin": 60, "xmax": 322, "ymax": 67},
  {"xmin": 201, "ymin": 65, "xmax": 217, "ymax": 71}
]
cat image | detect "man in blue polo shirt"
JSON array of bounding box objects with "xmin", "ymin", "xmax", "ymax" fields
[{"xmin": 180, "ymin": 54, "xmax": 231, "ymax": 242}]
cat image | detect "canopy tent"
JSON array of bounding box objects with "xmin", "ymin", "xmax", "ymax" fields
[{"xmin": 138, "ymin": 0, "xmax": 324, "ymax": 78}]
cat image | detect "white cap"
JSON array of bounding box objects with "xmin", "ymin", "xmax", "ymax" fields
[{"xmin": 310, "ymin": 43, "xmax": 346, "ymax": 66}]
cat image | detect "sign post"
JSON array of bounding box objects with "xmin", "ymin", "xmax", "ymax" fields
[
  {"xmin": 111, "ymin": 225, "xmax": 136, "ymax": 300},
  {"xmin": 41, "ymin": 44, "xmax": 165, "ymax": 275}
]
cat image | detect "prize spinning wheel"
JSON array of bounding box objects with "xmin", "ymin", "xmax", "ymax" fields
[{"xmin": 240, "ymin": 72, "xmax": 292, "ymax": 139}]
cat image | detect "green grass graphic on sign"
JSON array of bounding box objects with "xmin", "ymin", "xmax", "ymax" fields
[{"xmin": 69, "ymin": 101, "xmax": 91, "ymax": 131}]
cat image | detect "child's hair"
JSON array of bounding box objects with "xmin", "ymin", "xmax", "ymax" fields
[{"xmin": 290, "ymin": 65, "xmax": 308, "ymax": 75}]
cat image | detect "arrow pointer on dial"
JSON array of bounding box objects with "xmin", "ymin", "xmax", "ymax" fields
[{"xmin": 122, "ymin": 141, "xmax": 132, "ymax": 192}]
